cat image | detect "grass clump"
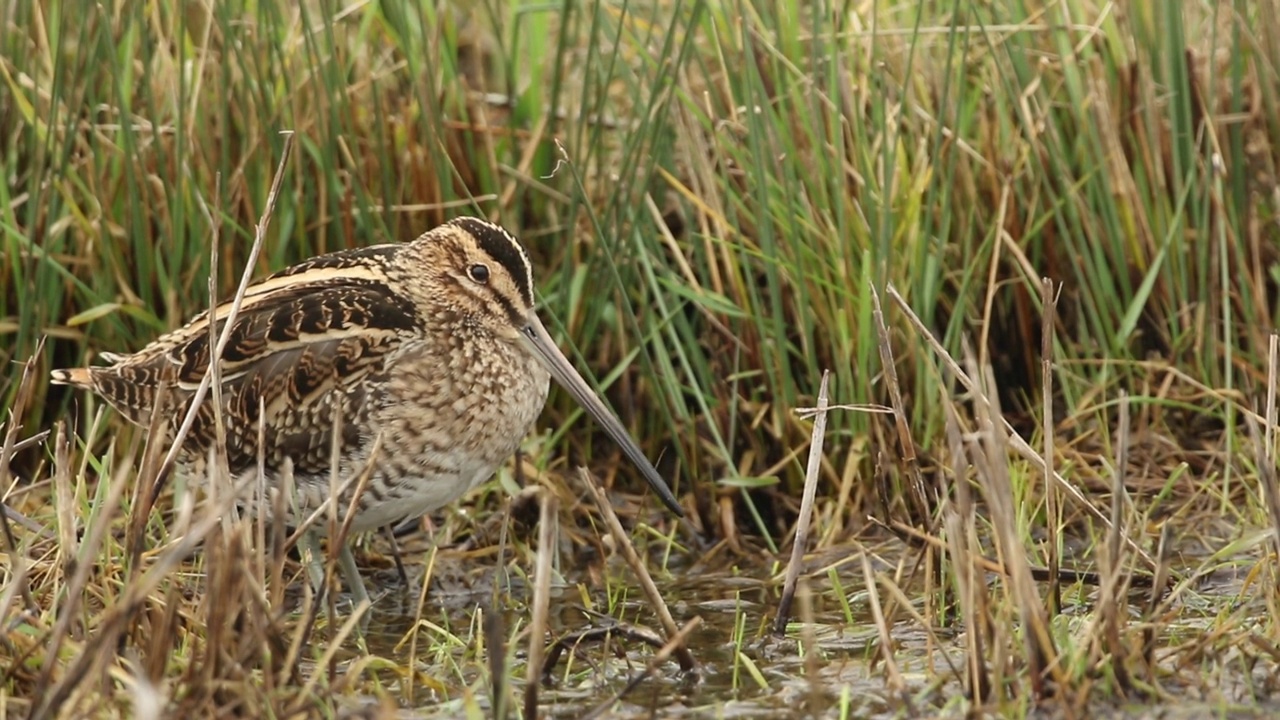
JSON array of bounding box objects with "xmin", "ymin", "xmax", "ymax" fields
[{"xmin": 4, "ymin": 0, "xmax": 1280, "ymax": 717}]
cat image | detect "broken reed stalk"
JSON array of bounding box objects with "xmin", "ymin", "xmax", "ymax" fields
[
  {"xmin": 203, "ymin": 172, "xmax": 232, "ymax": 535},
  {"xmin": 50, "ymin": 422, "xmax": 74, "ymax": 603},
  {"xmin": 1239, "ymin": 335, "xmax": 1280, "ymax": 646},
  {"xmin": 287, "ymin": 597, "xmax": 370, "ymax": 716},
  {"xmin": 524, "ymin": 489, "xmax": 558, "ymax": 720},
  {"xmin": 1259, "ymin": 334, "xmax": 1280, "ymax": 560},
  {"xmin": 403, "ymin": 541, "xmax": 441, "ymax": 705},
  {"xmin": 773, "ymin": 369, "xmax": 830, "ymax": 637},
  {"xmin": 870, "ymin": 285, "xmax": 931, "ymax": 526},
  {"xmin": 884, "ymin": 284, "xmax": 1157, "ymax": 570},
  {"xmin": 324, "ymin": 398, "xmax": 345, "ymax": 624},
  {"xmin": 126, "ymin": 146, "xmax": 277, "ymax": 573},
  {"xmin": 581, "ymin": 468, "xmax": 698, "ymax": 674},
  {"xmin": 970, "ymin": 359, "xmax": 1059, "ymax": 699},
  {"xmin": 1101, "ymin": 392, "xmax": 1134, "ymax": 693},
  {"xmin": 255, "ymin": 397, "xmax": 272, "ymax": 619},
  {"xmin": 0, "ymin": 343, "xmax": 47, "ymax": 618},
  {"xmin": 52, "ymin": 406, "xmax": 95, "ymax": 557},
  {"xmin": 199, "ymin": 512, "xmax": 243, "ymax": 693},
  {"xmin": 941, "ymin": 398, "xmax": 991, "ymax": 702},
  {"xmin": 196, "ymin": 170, "xmax": 240, "ymax": 697},
  {"xmin": 1041, "ymin": 277, "xmax": 1061, "ymax": 616},
  {"xmin": 798, "ymin": 578, "xmax": 822, "ymax": 712},
  {"xmin": 943, "ymin": 510, "xmax": 990, "ymax": 704},
  {"xmin": 126, "ymin": 380, "xmax": 174, "ymax": 571},
  {"xmin": 485, "ymin": 492, "xmax": 516, "ymax": 720},
  {"xmin": 0, "ymin": 338, "xmax": 44, "ymax": 502},
  {"xmin": 860, "ymin": 552, "xmax": 905, "ymax": 695},
  {"xmin": 0, "ymin": 431, "xmax": 50, "ymax": 462},
  {"xmin": 195, "ymin": 499, "xmax": 298, "ymax": 706},
  {"xmin": 867, "ymin": 561, "xmax": 966, "ymax": 685},
  {"xmin": 0, "ymin": 566, "xmax": 26, "ymax": 661},
  {"xmin": 1142, "ymin": 522, "xmax": 1171, "ymax": 679},
  {"xmin": 486, "ymin": 603, "xmax": 510, "ymax": 720},
  {"xmin": 279, "ymin": 457, "xmax": 321, "ymax": 681},
  {"xmin": 869, "ymin": 282, "xmax": 949, "ymax": 655},
  {"xmin": 136, "ymin": 131, "xmax": 296, "ymax": 547}
]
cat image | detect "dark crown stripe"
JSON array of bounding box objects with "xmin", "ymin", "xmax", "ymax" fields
[{"xmin": 448, "ymin": 217, "xmax": 534, "ymax": 306}]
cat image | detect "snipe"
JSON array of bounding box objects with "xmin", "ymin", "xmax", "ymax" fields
[{"xmin": 51, "ymin": 216, "xmax": 683, "ymax": 608}]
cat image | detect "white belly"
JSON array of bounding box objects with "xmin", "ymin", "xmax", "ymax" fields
[{"xmin": 347, "ymin": 461, "xmax": 497, "ymax": 533}]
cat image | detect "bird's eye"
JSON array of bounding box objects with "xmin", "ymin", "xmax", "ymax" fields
[{"xmin": 467, "ymin": 264, "xmax": 490, "ymax": 283}]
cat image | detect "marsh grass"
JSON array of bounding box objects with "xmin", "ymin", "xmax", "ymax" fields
[{"xmin": 5, "ymin": 0, "xmax": 1280, "ymax": 717}]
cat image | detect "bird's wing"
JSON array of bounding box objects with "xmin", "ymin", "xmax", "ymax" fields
[
  {"xmin": 181, "ymin": 277, "xmax": 422, "ymax": 474},
  {"xmin": 75, "ymin": 266, "xmax": 422, "ymax": 474}
]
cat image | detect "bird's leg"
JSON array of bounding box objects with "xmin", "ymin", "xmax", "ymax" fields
[
  {"xmin": 381, "ymin": 524, "xmax": 410, "ymax": 586},
  {"xmin": 304, "ymin": 531, "xmax": 372, "ymax": 634},
  {"xmin": 338, "ymin": 541, "xmax": 374, "ymax": 640},
  {"xmin": 338, "ymin": 541, "xmax": 371, "ymax": 613}
]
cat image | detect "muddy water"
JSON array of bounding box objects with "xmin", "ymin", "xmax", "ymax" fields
[
  {"xmin": 328, "ymin": 538, "xmax": 1280, "ymax": 719},
  {"xmin": 331, "ymin": 550, "xmax": 890, "ymax": 718}
]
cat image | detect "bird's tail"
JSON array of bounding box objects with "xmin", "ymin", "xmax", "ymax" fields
[{"xmin": 49, "ymin": 367, "xmax": 93, "ymax": 389}]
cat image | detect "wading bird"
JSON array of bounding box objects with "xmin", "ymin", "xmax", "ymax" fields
[{"xmin": 51, "ymin": 216, "xmax": 684, "ymax": 608}]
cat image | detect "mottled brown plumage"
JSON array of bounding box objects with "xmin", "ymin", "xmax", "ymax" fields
[{"xmin": 52, "ymin": 217, "xmax": 683, "ymax": 603}]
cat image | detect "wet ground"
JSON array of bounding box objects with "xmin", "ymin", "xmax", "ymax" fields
[
  {"xmin": 300, "ymin": 532, "xmax": 1280, "ymax": 719},
  {"xmin": 340, "ymin": 561, "xmax": 892, "ymax": 718}
]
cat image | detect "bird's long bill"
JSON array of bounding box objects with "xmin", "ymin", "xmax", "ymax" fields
[{"xmin": 520, "ymin": 314, "xmax": 684, "ymax": 517}]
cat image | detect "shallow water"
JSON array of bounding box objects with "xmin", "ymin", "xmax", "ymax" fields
[{"xmin": 317, "ymin": 533, "xmax": 1280, "ymax": 719}]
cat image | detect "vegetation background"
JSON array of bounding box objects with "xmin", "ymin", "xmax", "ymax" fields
[{"xmin": 3, "ymin": 0, "xmax": 1280, "ymax": 717}]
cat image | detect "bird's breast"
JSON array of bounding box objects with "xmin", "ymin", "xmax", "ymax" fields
[{"xmin": 371, "ymin": 337, "xmax": 550, "ymax": 488}]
